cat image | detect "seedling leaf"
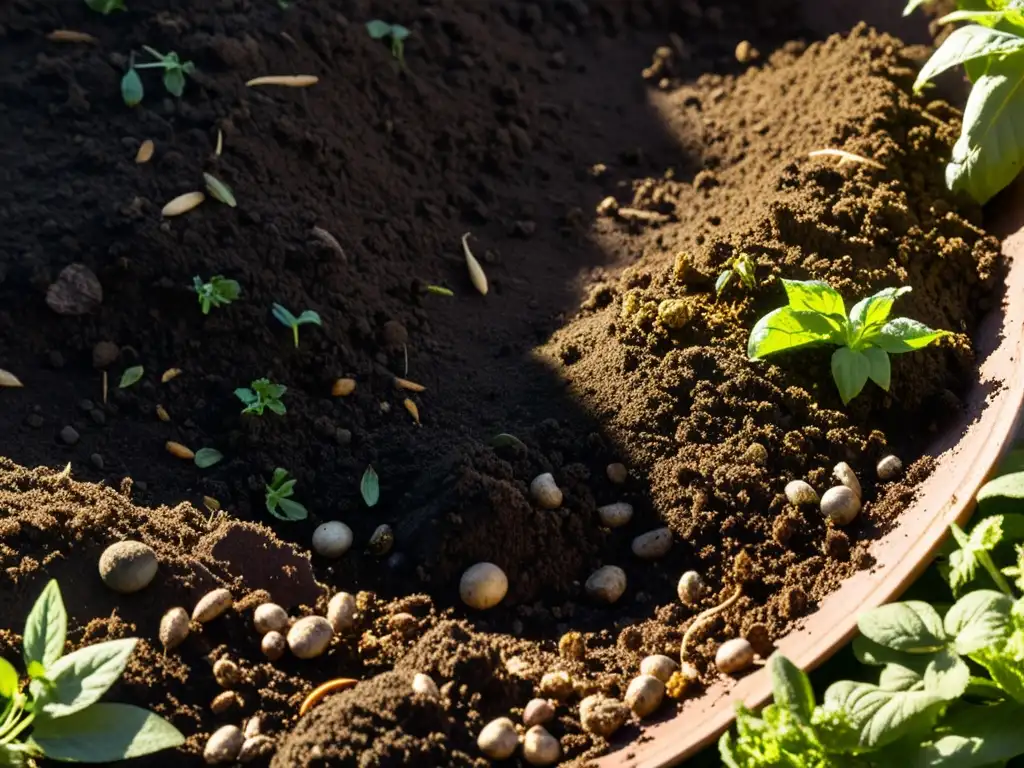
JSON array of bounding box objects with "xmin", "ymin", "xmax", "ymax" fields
[
  {"xmin": 121, "ymin": 68, "xmax": 143, "ymax": 107},
  {"xmin": 425, "ymin": 284, "xmax": 454, "ymax": 296},
  {"xmin": 24, "ymin": 579, "xmax": 66, "ymax": 671},
  {"xmin": 277, "ymin": 498, "xmax": 309, "ymax": 520},
  {"xmin": 38, "ymin": 638, "xmax": 138, "ymax": 717},
  {"xmin": 29, "ymin": 702, "xmax": 185, "ymax": 761},
  {"xmin": 944, "ymin": 590, "xmax": 1012, "ymax": 655},
  {"xmin": 915, "ymin": 25, "xmax": 1024, "ymax": 94},
  {"xmin": 0, "ymin": 658, "xmax": 17, "ymax": 699},
  {"xmin": 781, "ymin": 278, "xmax": 846, "ymax": 320},
  {"xmin": 831, "ymin": 347, "xmax": 870, "ymax": 404},
  {"xmin": 361, "ymin": 465, "xmax": 380, "ymax": 507},
  {"xmin": 821, "ymin": 680, "xmax": 945, "ymax": 749},
  {"xmin": 747, "ymin": 306, "xmax": 839, "ymax": 359},
  {"xmin": 366, "ymin": 20, "xmax": 392, "ymax": 39},
  {"xmin": 768, "ymin": 654, "xmax": 815, "ymax": 723},
  {"xmin": 863, "ymin": 346, "xmax": 891, "ymax": 391},
  {"xmin": 119, "ymin": 366, "xmax": 144, "ymax": 389},
  {"xmin": 203, "ymin": 173, "xmax": 237, "ymax": 208},
  {"xmin": 857, "ymin": 601, "xmax": 947, "ymax": 653},
  {"xmin": 194, "ymin": 448, "xmax": 224, "ymax": 469},
  {"xmin": 715, "ymin": 269, "xmax": 734, "ymax": 296}
]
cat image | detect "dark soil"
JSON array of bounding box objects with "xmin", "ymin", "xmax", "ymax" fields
[{"xmin": 0, "ymin": 0, "xmax": 1005, "ymax": 766}]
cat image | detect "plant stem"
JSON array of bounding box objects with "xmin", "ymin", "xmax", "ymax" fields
[
  {"xmin": 979, "ymin": 550, "xmax": 1017, "ymax": 598},
  {"xmin": 0, "ymin": 712, "xmax": 32, "ymax": 747},
  {"xmin": 680, "ymin": 585, "xmax": 743, "ymax": 663},
  {"xmin": 292, "ymin": 326, "xmax": 299, "ymax": 348}
]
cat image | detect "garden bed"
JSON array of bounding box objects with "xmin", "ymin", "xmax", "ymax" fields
[{"xmin": 0, "ymin": 0, "xmax": 1009, "ymax": 766}]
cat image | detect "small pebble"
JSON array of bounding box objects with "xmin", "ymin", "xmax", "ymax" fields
[
  {"xmin": 585, "ymin": 565, "xmax": 627, "ymax": 604},
  {"xmin": 820, "ymin": 485, "xmax": 861, "ymax": 525},
  {"xmin": 98, "ymin": 541, "xmax": 157, "ymax": 594},
  {"xmin": 26, "ymin": 414, "xmax": 44, "ymax": 429},
  {"xmin": 90, "ymin": 453, "xmax": 104, "ymax": 470},
  {"xmin": 597, "ymin": 501, "xmax": 633, "ymax": 528},
  {"xmin": 477, "ymin": 717, "xmax": 518, "ymax": 760},
  {"xmin": 312, "ymin": 521, "xmax": 353, "ymax": 558},
  {"xmin": 625, "ymin": 674, "xmax": 665, "ymax": 717},
  {"xmin": 676, "ymin": 571, "xmax": 704, "ymax": 606},
  {"xmin": 411, "ymin": 672, "xmax": 439, "ymax": 698},
  {"xmin": 784, "ymin": 480, "xmax": 818, "ymax": 506},
  {"xmin": 327, "ymin": 592, "xmax": 357, "ymax": 632},
  {"xmin": 243, "ymin": 717, "xmax": 262, "ymax": 739},
  {"xmin": 78, "ymin": 398, "xmax": 94, "ymax": 413},
  {"xmin": 90, "ymin": 409, "xmax": 106, "ymax": 426},
  {"xmin": 459, "ymin": 562, "xmax": 508, "ymax": 610},
  {"xmin": 523, "ymin": 698, "xmax": 555, "ymax": 727},
  {"xmin": 833, "ymin": 462, "xmax": 862, "ymax": 499},
  {"xmin": 523, "ymin": 725, "xmax": 560, "ymax": 766},
  {"xmin": 159, "ymin": 607, "xmax": 190, "ymax": 651},
  {"xmin": 261, "ymin": 631, "xmax": 286, "ymax": 661},
  {"xmin": 640, "ymin": 654, "xmax": 678, "ymax": 683},
  {"xmin": 287, "ymin": 616, "xmax": 334, "ymax": 659},
  {"xmin": 538, "ymin": 670, "xmax": 573, "ymax": 700},
  {"xmin": 213, "ymin": 658, "xmax": 242, "ymax": 688},
  {"xmin": 632, "ymin": 527, "xmax": 672, "ymax": 559},
  {"xmin": 741, "ymin": 442, "xmax": 767, "ymax": 465},
  {"xmin": 204, "ymin": 725, "xmax": 244, "ymax": 765},
  {"xmin": 606, "ymin": 462, "xmax": 628, "ymax": 484},
  {"xmin": 388, "ymin": 612, "xmax": 417, "ymax": 635},
  {"xmin": 877, "ymin": 454, "xmax": 903, "ymax": 481},
  {"xmin": 253, "ymin": 603, "xmax": 289, "ymax": 635},
  {"xmin": 367, "ymin": 523, "xmax": 394, "ymax": 555},
  {"xmin": 238, "ymin": 735, "xmax": 274, "ymax": 764},
  {"xmin": 193, "ymin": 588, "xmax": 233, "ymax": 623},
  {"xmin": 60, "ymin": 425, "xmax": 80, "ymax": 445},
  {"xmin": 210, "ymin": 690, "xmax": 242, "ymax": 714},
  {"xmin": 530, "ymin": 472, "xmax": 563, "ymax": 509},
  {"xmin": 715, "ymin": 637, "xmax": 755, "ymax": 675},
  {"xmin": 579, "ymin": 694, "xmax": 630, "ymax": 738}
]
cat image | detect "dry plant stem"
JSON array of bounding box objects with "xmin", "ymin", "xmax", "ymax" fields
[
  {"xmin": 680, "ymin": 586, "xmax": 743, "ymax": 664},
  {"xmin": 102, "ymin": 370, "xmax": 108, "ymax": 404},
  {"xmin": 808, "ymin": 148, "xmax": 884, "ymax": 170}
]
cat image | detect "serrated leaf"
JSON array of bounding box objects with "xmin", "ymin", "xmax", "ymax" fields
[
  {"xmin": 747, "ymin": 306, "xmax": 841, "ymax": 359},
  {"xmin": 121, "ymin": 68, "xmax": 143, "ymax": 107},
  {"xmin": 831, "ymin": 346, "xmax": 870, "ymax": 404},
  {"xmin": 203, "ymin": 173, "xmax": 236, "ymax": 208},
  {"xmin": 972, "ymin": 646, "xmax": 1024, "ymax": 702},
  {"xmin": 119, "ymin": 365, "xmax": 144, "ymax": 389},
  {"xmin": 193, "ymin": 448, "xmax": 223, "ymax": 469},
  {"xmin": 38, "ymin": 638, "xmax": 137, "ymax": 717},
  {"xmin": 858, "ymin": 601, "xmax": 947, "ymax": 653},
  {"xmin": 945, "ymin": 590, "xmax": 1012, "ymax": 654},
  {"xmin": 360, "ymin": 465, "xmax": 379, "ymax": 507},
  {"xmin": 822, "ymin": 680, "xmax": 945, "ymax": 749},
  {"xmin": 29, "ymin": 702, "xmax": 185, "ymax": 761},
  {"xmin": 24, "ymin": 580, "xmax": 66, "ymax": 671},
  {"xmin": 914, "ymin": 25, "xmax": 1024, "ymax": 93}
]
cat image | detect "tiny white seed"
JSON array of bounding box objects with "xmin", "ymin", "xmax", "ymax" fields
[
  {"xmin": 159, "ymin": 607, "xmax": 190, "ymax": 651},
  {"xmin": 625, "ymin": 674, "xmax": 665, "ymax": 718},
  {"xmin": 477, "ymin": 717, "xmax": 518, "ymax": 760},
  {"xmin": 237, "ymin": 735, "xmax": 274, "ymax": 764},
  {"xmin": 530, "ymin": 472, "xmax": 563, "ymax": 509},
  {"xmin": 411, "ymin": 673, "xmax": 439, "ymax": 698},
  {"xmin": 193, "ymin": 588, "xmax": 233, "ymax": 623},
  {"xmin": 877, "ymin": 454, "xmax": 903, "ymax": 481},
  {"xmin": 640, "ymin": 654, "xmax": 678, "ymax": 683},
  {"xmin": 820, "ymin": 485, "xmax": 861, "ymax": 526},
  {"xmin": 523, "ymin": 698, "xmax": 556, "ymax": 727},
  {"xmin": 243, "ymin": 716, "xmax": 263, "ymax": 739},
  {"xmin": 715, "ymin": 637, "xmax": 755, "ymax": 675},
  {"xmin": 606, "ymin": 462, "xmax": 628, "ymax": 484},
  {"xmin": 459, "ymin": 562, "xmax": 508, "ymax": 610},
  {"xmin": 537, "ymin": 670, "xmax": 573, "ymax": 700},
  {"xmin": 253, "ymin": 603, "xmax": 289, "ymax": 635},
  {"xmin": 833, "ymin": 462, "xmax": 862, "ymax": 499},
  {"xmin": 585, "ymin": 565, "xmax": 627, "ymax": 604},
  {"xmin": 287, "ymin": 616, "xmax": 334, "ymax": 659},
  {"xmin": 523, "ymin": 724, "xmax": 561, "ymax": 766},
  {"xmin": 204, "ymin": 724, "xmax": 244, "ymax": 765},
  {"xmin": 784, "ymin": 480, "xmax": 819, "ymax": 506},
  {"xmin": 632, "ymin": 527, "xmax": 672, "ymax": 560},
  {"xmin": 597, "ymin": 502, "xmax": 633, "ymax": 528},
  {"xmin": 261, "ymin": 631, "xmax": 286, "ymax": 661},
  {"xmin": 213, "ymin": 658, "xmax": 242, "ymax": 689},
  {"xmin": 312, "ymin": 521, "xmax": 353, "ymax": 558},
  {"xmin": 676, "ymin": 571, "xmax": 705, "ymax": 607},
  {"xmin": 579, "ymin": 694, "xmax": 630, "ymax": 738},
  {"xmin": 327, "ymin": 592, "xmax": 358, "ymax": 632}
]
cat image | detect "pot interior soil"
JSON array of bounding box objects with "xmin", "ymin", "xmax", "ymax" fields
[{"xmin": 0, "ymin": 0, "xmax": 1004, "ymax": 765}]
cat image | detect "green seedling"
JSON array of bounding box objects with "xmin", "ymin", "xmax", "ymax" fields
[
  {"xmin": 716, "ymin": 252, "xmax": 758, "ymax": 297},
  {"xmin": 272, "ymin": 303, "xmax": 322, "ymax": 348},
  {"xmin": 85, "ymin": 0, "xmax": 125, "ymax": 14},
  {"xmin": 748, "ymin": 279, "xmax": 949, "ymax": 405},
  {"xmin": 366, "ymin": 20, "xmax": 411, "ymax": 70},
  {"xmin": 0, "ymin": 580, "xmax": 183, "ymax": 766},
  {"xmin": 193, "ymin": 275, "xmax": 240, "ymax": 314},
  {"xmin": 235, "ymin": 378, "xmax": 287, "ymax": 416},
  {"xmin": 265, "ymin": 468, "xmax": 308, "ymax": 521},
  {"xmin": 133, "ymin": 46, "xmax": 196, "ymax": 99}
]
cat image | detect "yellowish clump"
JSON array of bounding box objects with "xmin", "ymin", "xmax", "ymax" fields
[
  {"xmin": 672, "ymin": 252, "xmax": 692, "ymax": 283},
  {"xmin": 621, "ymin": 290, "xmax": 643, "ymax": 320},
  {"xmin": 658, "ymin": 299, "xmax": 690, "ymax": 329}
]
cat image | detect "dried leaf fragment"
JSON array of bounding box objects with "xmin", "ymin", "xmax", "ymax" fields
[
  {"xmin": 46, "ymin": 264, "xmax": 103, "ymax": 315},
  {"xmin": 461, "ymin": 232, "xmax": 488, "ymax": 295},
  {"xmin": 0, "ymin": 369, "xmax": 24, "ymax": 388},
  {"xmin": 404, "ymin": 398, "xmax": 420, "ymax": 425},
  {"xmin": 135, "ymin": 139, "xmax": 154, "ymax": 164},
  {"xmin": 156, "ymin": 404, "xmax": 170, "ymax": 422},
  {"xmin": 161, "ymin": 368, "xmax": 182, "ymax": 383},
  {"xmin": 246, "ymin": 75, "xmax": 319, "ymax": 87},
  {"xmin": 394, "ymin": 377, "xmax": 425, "ymax": 392},
  {"xmin": 808, "ymin": 148, "xmax": 884, "ymax": 170},
  {"xmin": 311, "ymin": 226, "xmax": 346, "ymax": 260},
  {"xmin": 166, "ymin": 441, "xmax": 195, "ymax": 460},
  {"xmin": 332, "ymin": 378, "xmax": 356, "ymax": 397},
  {"xmin": 299, "ymin": 678, "xmax": 358, "ymax": 716},
  {"xmin": 47, "ymin": 30, "xmax": 98, "ymax": 44},
  {"xmin": 162, "ymin": 191, "xmax": 205, "ymax": 217}
]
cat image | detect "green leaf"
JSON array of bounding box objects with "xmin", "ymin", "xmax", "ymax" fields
[
  {"xmin": 939, "ymin": 9, "xmax": 1020, "ymax": 25},
  {"xmin": 768, "ymin": 654, "xmax": 815, "ymax": 723},
  {"xmin": 850, "ymin": 286, "xmax": 912, "ymax": 341},
  {"xmin": 863, "ymin": 346, "xmax": 891, "ymax": 390},
  {"xmin": 715, "ymin": 270, "xmax": 734, "ymax": 296},
  {"xmin": 822, "ymin": 680, "xmax": 945, "ymax": 749},
  {"xmin": 0, "ymin": 658, "xmax": 17, "ymax": 700},
  {"xmin": 163, "ymin": 68, "xmax": 185, "ymax": 98},
  {"xmin": 24, "ymin": 580, "xmax": 66, "ymax": 671},
  {"xmin": 85, "ymin": 0, "xmax": 127, "ymax": 13},
  {"xmin": 276, "ymin": 498, "xmax": 308, "ymax": 521},
  {"xmin": 193, "ymin": 448, "xmax": 223, "ymax": 469},
  {"xmin": 390, "ymin": 24, "xmax": 411, "ymax": 41},
  {"xmin": 267, "ymin": 399, "xmax": 287, "ymax": 416},
  {"xmin": 781, "ymin": 279, "xmax": 846, "ymax": 320},
  {"xmin": 922, "ymin": 648, "xmax": 970, "ymax": 699},
  {"xmin": 747, "ymin": 307, "xmax": 840, "ymax": 359},
  {"xmin": 271, "ymin": 303, "xmax": 296, "ymax": 327},
  {"xmin": 858, "ymin": 601, "xmax": 947, "ymax": 653},
  {"xmin": 831, "ymin": 346, "xmax": 870, "ymax": 404},
  {"xmin": 361, "ymin": 465, "xmax": 380, "ymax": 507},
  {"xmin": 121, "ymin": 68, "xmax": 143, "ymax": 107},
  {"xmin": 972, "ymin": 646, "xmax": 1024, "ymax": 702},
  {"xmin": 491, "ymin": 433, "xmax": 528, "ymax": 452},
  {"xmin": 118, "ymin": 366, "xmax": 144, "ymax": 389},
  {"xmin": 425, "ymin": 284, "xmax": 454, "ymax": 296},
  {"xmin": 914, "ymin": 25, "xmax": 1024, "ymax": 93},
  {"xmin": 879, "ymin": 662, "xmax": 924, "ymax": 691},
  {"xmin": 29, "ymin": 702, "xmax": 185, "ymax": 761},
  {"xmin": 977, "ymin": 471, "xmax": 1024, "ymax": 504},
  {"xmin": 945, "ymin": 589, "xmax": 1012, "ymax": 654},
  {"xmin": 296, "ymin": 310, "xmax": 322, "ymax": 326},
  {"xmin": 908, "ymin": 701, "xmax": 1024, "ymax": 768},
  {"xmin": 366, "ymin": 20, "xmax": 392, "ymax": 38},
  {"xmin": 234, "ymin": 387, "xmax": 256, "ymax": 405},
  {"xmin": 27, "ymin": 660, "xmax": 46, "ymax": 680},
  {"xmin": 203, "ymin": 173, "xmax": 236, "ymax": 208},
  {"xmin": 853, "ymin": 635, "xmax": 938, "ymax": 671},
  {"xmin": 946, "ymin": 50, "xmax": 1024, "ymax": 204},
  {"xmin": 873, "ymin": 317, "xmax": 950, "ymax": 353},
  {"xmin": 37, "ymin": 638, "xmax": 137, "ymax": 718}
]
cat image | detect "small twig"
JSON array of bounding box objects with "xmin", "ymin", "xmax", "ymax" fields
[
  {"xmin": 403, "ymin": 344, "xmax": 409, "ymax": 377},
  {"xmin": 680, "ymin": 585, "xmax": 743, "ymax": 663},
  {"xmin": 808, "ymin": 149, "xmax": 885, "ymax": 170},
  {"xmin": 102, "ymin": 370, "xmax": 108, "ymax": 405}
]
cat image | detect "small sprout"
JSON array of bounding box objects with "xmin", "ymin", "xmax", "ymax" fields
[
  {"xmin": 161, "ymin": 367, "xmax": 182, "ymax": 383},
  {"xmin": 366, "ymin": 20, "xmax": 411, "ymax": 70},
  {"xmin": 425, "ymin": 284, "xmax": 454, "ymax": 296},
  {"xmin": 680, "ymin": 586, "xmax": 742, "ymax": 663},
  {"xmin": 265, "ymin": 468, "xmax": 308, "ymax": 521},
  {"xmin": 360, "ymin": 465, "xmax": 380, "ymax": 507},
  {"xmin": 119, "ymin": 365, "xmax": 144, "ymax": 388},
  {"xmin": 215, "ymin": 129, "xmax": 223, "ymax": 157},
  {"xmin": 193, "ymin": 275, "xmax": 240, "ymax": 314},
  {"xmin": 166, "ymin": 441, "xmax": 195, "ymax": 460},
  {"xmin": 808, "ymin": 148, "xmax": 885, "ymax": 170},
  {"xmin": 235, "ymin": 378, "xmax": 287, "ymax": 416},
  {"xmin": 203, "ymin": 173, "xmax": 237, "ymax": 207},
  {"xmin": 311, "ymin": 226, "xmax": 346, "ymax": 259},
  {"xmin": 162, "ymin": 191, "xmax": 205, "ymax": 216},
  {"xmin": 272, "ymin": 303, "xmax": 322, "ymax": 348},
  {"xmin": 395, "ymin": 377, "xmax": 426, "ymax": 392},
  {"xmin": 121, "ymin": 66, "xmax": 143, "ymax": 107},
  {"xmin": 461, "ymin": 232, "xmax": 488, "ymax": 295},
  {"xmin": 194, "ymin": 448, "xmax": 223, "ymax": 469},
  {"xmin": 833, "ymin": 461, "xmax": 862, "ymax": 499},
  {"xmin": 245, "ymin": 74, "xmax": 319, "ymax": 87},
  {"xmin": 0, "ymin": 369, "xmax": 24, "ymax": 387},
  {"xmin": 135, "ymin": 139, "xmax": 154, "ymax": 163},
  {"xmin": 85, "ymin": 0, "xmax": 125, "ymax": 13},
  {"xmin": 134, "ymin": 46, "xmax": 196, "ymax": 98},
  {"xmin": 716, "ymin": 252, "xmax": 757, "ymax": 297}
]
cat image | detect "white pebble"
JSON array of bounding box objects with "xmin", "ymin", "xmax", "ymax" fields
[
  {"xmin": 523, "ymin": 725, "xmax": 560, "ymax": 766},
  {"xmin": 237, "ymin": 735, "xmax": 273, "ymax": 764},
  {"xmin": 327, "ymin": 591, "xmax": 358, "ymax": 632},
  {"xmin": 597, "ymin": 502, "xmax": 633, "ymax": 528},
  {"xmin": 287, "ymin": 616, "xmax": 334, "ymax": 659},
  {"xmin": 877, "ymin": 454, "xmax": 902, "ymax": 481},
  {"xmin": 676, "ymin": 571, "xmax": 704, "ymax": 606},
  {"xmin": 784, "ymin": 480, "xmax": 819, "ymax": 506},
  {"xmin": 411, "ymin": 673, "xmax": 439, "ymax": 698},
  {"xmin": 579, "ymin": 694, "xmax": 629, "ymax": 738},
  {"xmin": 159, "ymin": 607, "xmax": 190, "ymax": 651},
  {"xmin": 715, "ymin": 637, "xmax": 754, "ymax": 675},
  {"xmin": 833, "ymin": 462, "xmax": 862, "ymax": 499},
  {"xmin": 606, "ymin": 462, "xmax": 628, "ymax": 484},
  {"xmin": 312, "ymin": 521, "xmax": 353, "ymax": 558},
  {"xmin": 585, "ymin": 565, "xmax": 627, "ymax": 604},
  {"xmin": 820, "ymin": 485, "xmax": 861, "ymax": 525},
  {"xmin": 625, "ymin": 674, "xmax": 665, "ymax": 718},
  {"xmin": 243, "ymin": 717, "xmax": 263, "ymax": 739},
  {"xmin": 523, "ymin": 698, "xmax": 556, "ymax": 727},
  {"xmin": 538, "ymin": 670, "xmax": 573, "ymax": 699},
  {"xmin": 204, "ymin": 725, "xmax": 244, "ymax": 765},
  {"xmin": 193, "ymin": 588, "xmax": 232, "ymax": 623},
  {"xmin": 530, "ymin": 472, "xmax": 563, "ymax": 509},
  {"xmin": 477, "ymin": 717, "xmax": 518, "ymax": 760},
  {"xmin": 632, "ymin": 527, "xmax": 672, "ymax": 559},
  {"xmin": 639, "ymin": 654, "xmax": 677, "ymax": 682},
  {"xmin": 253, "ymin": 603, "xmax": 289, "ymax": 635},
  {"xmin": 459, "ymin": 562, "xmax": 508, "ymax": 610},
  {"xmin": 261, "ymin": 631, "xmax": 286, "ymax": 661}
]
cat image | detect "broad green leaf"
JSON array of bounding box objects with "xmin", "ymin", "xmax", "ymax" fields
[
  {"xmin": 163, "ymin": 68, "xmax": 185, "ymax": 98},
  {"xmin": 121, "ymin": 68, "xmax": 143, "ymax": 106},
  {"xmin": 907, "ymin": 701, "xmax": 1024, "ymax": 768},
  {"xmin": 915, "ymin": 25, "xmax": 1024, "ymax": 93},
  {"xmin": 831, "ymin": 346, "xmax": 870, "ymax": 404},
  {"xmin": 366, "ymin": 20, "xmax": 392, "ymax": 39},
  {"xmin": 922, "ymin": 648, "xmax": 970, "ymax": 699},
  {"xmin": 24, "ymin": 580, "xmax": 66, "ymax": 670},
  {"xmin": 715, "ymin": 270, "xmax": 733, "ymax": 296},
  {"xmin": 234, "ymin": 387, "xmax": 256, "ymax": 404},
  {"xmin": 768, "ymin": 654, "xmax": 815, "ymax": 723},
  {"xmin": 858, "ymin": 601, "xmax": 947, "ymax": 653},
  {"xmin": 850, "ymin": 286, "xmax": 911, "ymax": 341},
  {"xmin": 747, "ymin": 307, "xmax": 839, "ymax": 359},
  {"xmin": 853, "ymin": 635, "xmax": 937, "ymax": 671},
  {"xmin": 203, "ymin": 173, "xmax": 236, "ymax": 208},
  {"xmin": 977, "ymin": 471, "xmax": 1024, "ymax": 503},
  {"xmin": 946, "ymin": 50, "xmax": 1024, "ymax": 204},
  {"xmin": 296, "ymin": 310, "xmax": 322, "ymax": 326},
  {"xmin": 873, "ymin": 317, "xmax": 950, "ymax": 353},
  {"xmin": 0, "ymin": 658, "xmax": 17, "ymax": 699},
  {"xmin": 361, "ymin": 465, "xmax": 380, "ymax": 507},
  {"xmin": 391, "ymin": 24, "xmax": 411, "ymax": 40},
  {"xmin": 822, "ymin": 680, "xmax": 945, "ymax": 749},
  {"xmin": 781, "ymin": 279, "xmax": 846, "ymax": 320},
  {"xmin": 945, "ymin": 589, "xmax": 1012, "ymax": 654},
  {"xmin": 276, "ymin": 498, "xmax": 308, "ymax": 521},
  {"xmin": 271, "ymin": 303, "xmax": 296, "ymax": 327},
  {"xmin": 267, "ymin": 399, "xmax": 287, "ymax": 415},
  {"xmin": 879, "ymin": 662, "xmax": 924, "ymax": 691},
  {"xmin": 972, "ymin": 646, "xmax": 1024, "ymax": 701},
  {"xmin": 119, "ymin": 365, "xmax": 144, "ymax": 389},
  {"xmin": 193, "ymin": 448, "xmax": 223, "ymax": 469},
  {"xmin": 38, "ymin": 638, "xmax": 137, "ymax": 718},
  {"xmin": 29, "ymin": 702, "xmax": 185, "ymax": 761},
  {"xmin": 863, "ymin": 346, "xmax": 891, "ymax": 390}
]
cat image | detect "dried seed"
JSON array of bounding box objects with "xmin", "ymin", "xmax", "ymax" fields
[
  {"xmin": 538, "ymin": 671, "xmax": 573, "ymax": 699},
  {"xmin": 367, "ymin": 524, "xmax": 394, "ymax": 556},
  {"xmin": 394, "ymin": 377, "xmax": 426, "ymax": 392},
  {"xmin": 585, "ymin": 565, "xmax": 627, "ymax": 604},
  {"xmin": 159, "ymin": 607, "xmax": 190, "ymax": 651},
  {"xmin": 47, "ymin": 29, "xmax": 98, "ymax": 44},
  {"xmin": 461, "ymin": 232, "xmax": 488, "ymax": 295},
  {"xmin": 215, "ymin": 129, "xmax": 223, "ymax": 157},
  {"xmin": 156, "ymin": 404, "xmax": 170, "ymax": 422},
  {"xmin": 203, "ymin": 173, "xmax": 237, "ymax": 208},
  {"xmin": 632, "ymin": 527, "xmax": 672, "ymax": 560},
  {"xmin": 833, "ymin": 462, "xmax": 862, "ymax": 499},
  {"xmin": 287, "ymin": 616, "xmax": 334, "ymax": 659},
  {"xmin": 640, "ymin": 654, "xmax": 678, "ymax": 683},
  {"xmin": 261, "ymin": 631, "xmax": 286, "ymax": 661},
  {"xmin": 579, "ymin": 694, "xmax": 629, "ymax": 738},
  {"xmin": 530, "ymin": 473, "xmax": 562, "ymax": 509},
  {"xmin": 715, "ymin": 637, "xmax": 755, "ymax": 674},
  {"xmin": 625, "ymin": 674, "xmax": 665, "ymax": 718},
  {"xmin": 298, "ymin": 677, "xmax": 359, "ymax": 716},
  {"xmin": 98, "ymin": 540, "xmax": 158, "ymax": 594},
  {"xmin": 253, "ymin": 603, "xmax": 289, "ymax": 635},
  {"xmin": 597, "ymin": 502, "xmax": 633, "ymax": 528},
  {"xmin": 312, "ymin": 521, "xmax": 353, "ymax": 558},
  {"xmin": 477, "ymin": 717, "xmax": 518, "ymax": 760},
  {"xmin": 327, "ymin": 592, "xmax": 357, "ymax": 632},
  {"xmin": 204, "ymin": 725, "xmax": 244, "ymax": 765},
  {"xmin": 161, "ymin": 367, "xmax": 182, "ymax": 383},
  {"xmin": 606, "ymin": 462, "xmax": 628, "ymax": 484},
  {"xmin": 877, "ymin": 454, "xmax": 903, "ymax": 481},
  {"xmin": 0, "ymin": 369, "xmax": 24, "ymax": 388},
  {"xmin": 238, "ymin": 735, "xmax": 273, "ymax": 764},
  {"xmin": 404, "ymin": 398, "xmax": 420, "ymax": 424},
  {"xmin": 211, "ymin": 690, "xmax": 242, "ymax": 714},
  {"xmin": 193, "ymin": 588, "xmax": 233, "ymax": 622},
  {"xmin": 459, "ymin": 563, "xmax": 508, "ymax": 610},
  {"xmin": 331, "ymin": 378, "xmax": 356, "ymax": 396},
  {"xmin": 785, "ymin": 480, "xmax": 819, "ymax": 506},
  {"xmin": 311, "ymin": 226, "xmax": 346, "ymax": 259},
  {"xmin": 523, "ymin": 724, "xmax": 560, "ymax": 766},
  {"xmin": 523, "ymin": 698, "xmax": 556, "ymax": 727},
  {"xmin": 213, "ymin": 658, "xmax": 243, "ymax": 688},
  {"xmin": 820, "ymin": 486, "xmax": 861, "ymax": 525},
  {"xmin": 677, "ymin": 570, "xmax": 705, "ymax": 606},
  {"xmin": 162, "ymin": 191, "xmax": 205, "ymax": 217},
  {"xmin": 411, "ymin": 673, "xmax": 439, "ymax": 698},
  {"xmin": 245, "ymin": 74, "xmax": 319, "ymax": 87},
  {"xmin": 166, "ymin": 441, "xmax": 195, "ymax": 460},
  {"xmin": 134, "ymin": 139, "xmax": 154, "ymax": 164}
]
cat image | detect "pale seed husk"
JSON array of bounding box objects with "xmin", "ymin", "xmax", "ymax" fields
[
  {"xmin": 0, "ymin": 369, "xmax": 24, "ymax": 388},
  {"xmin": 166, "ymin": 441, "xmax": 194, "ymax": 460},
  {"xmin": 246, "ymin": 74, "xmax": 319, "ymax": 87},
  {"xmin": 156, "ymin": 404, "xmax": 170, "ymax": 422},
  {"xmin": 404, "ymin": 398, "xmax": 420, "ymax": 424},
  {"xmin": 135, "ymin": 139, "xmax": 154, "ymax": 164},
  {"xmin": 394, "ymin": 377, "xmax": 426, "ymax": 392},
  {"xmin": 461, "ymin": 232, "xmax": 488, "ymax": 295},
  {"xmin": 193, "ymin": 588, "xmax": 233, "ymax": 622},
  {"xmin": 161, "ymin": 367, "xmax": 182, "ymax": 383},
  {"xmin": 332, "ymin": 378, "xmax": 356, "ymax": 396},
  {"xmin": 159, "ymin": 607, "xmax": 190, "ymax": 651},
  {"xmin": 311, "ymin": 226, "xmax": 346, "ymax": 259},
  {"xmin": 162, "ymin": 191, "xmax": 205, "ymax": 217},
  {"xmin": 47, "ymin": 29, "xmax": 98, "ymax": 43},
  {"xmin": 215, "ymin": 129, "xmax": 223, "ymax": 157}
]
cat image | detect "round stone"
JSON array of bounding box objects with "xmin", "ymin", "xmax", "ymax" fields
[{"xmin": 98, "ymin": 540, "xmax": 157, "ymax": 594}]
